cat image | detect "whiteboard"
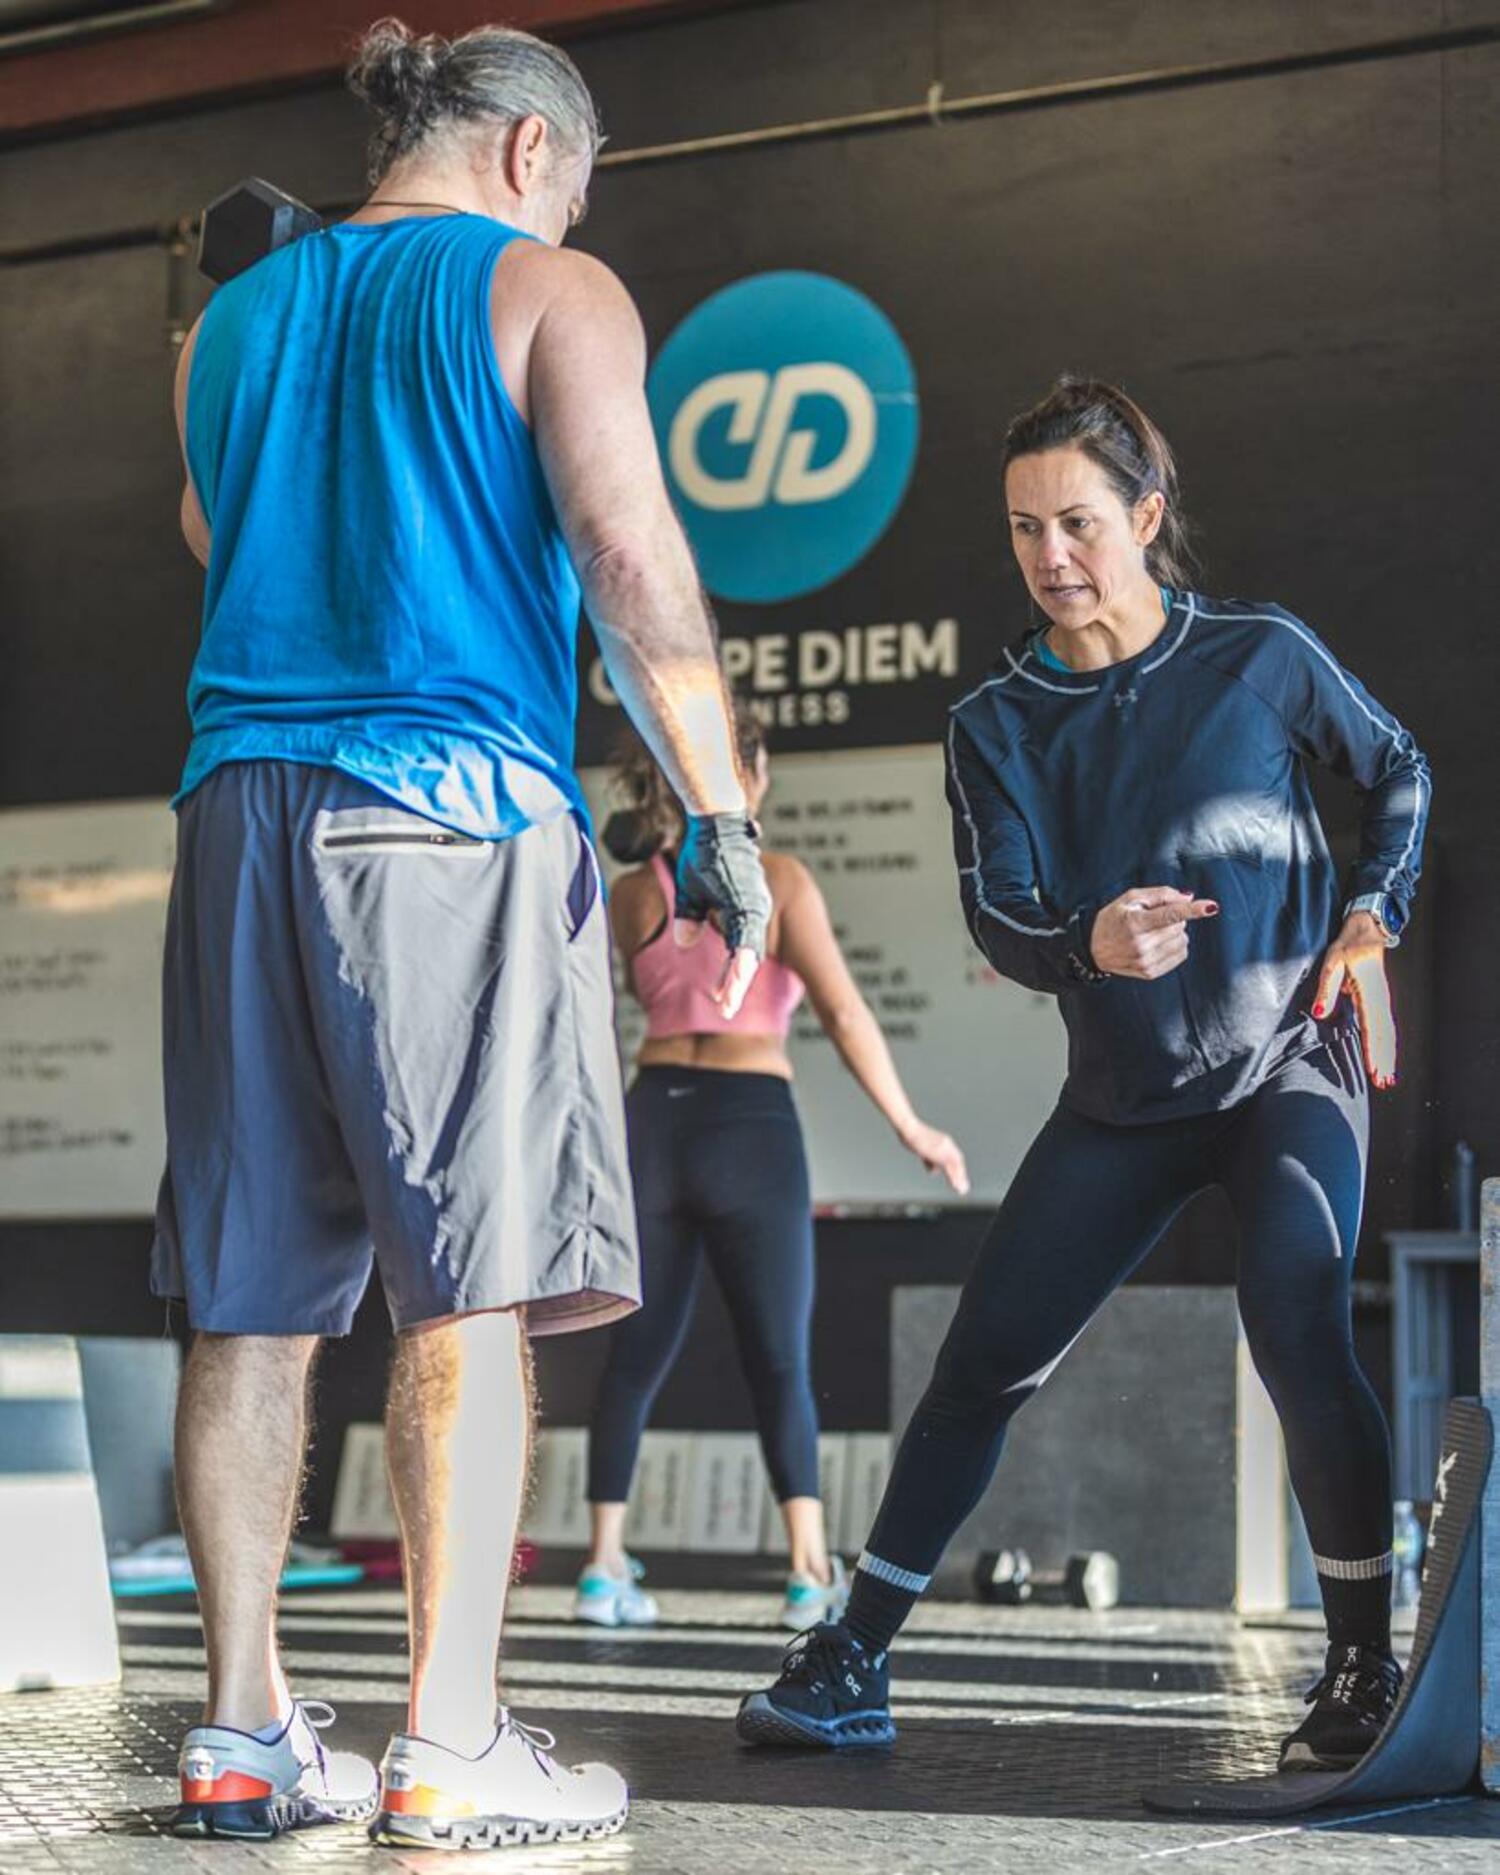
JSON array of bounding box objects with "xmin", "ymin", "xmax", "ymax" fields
[
  {"xmin": 0, "ymin": 749, "xmax": 1065, "ymax": 1220},
  {"xmin": 580, "ymin": 743, "xmax": 1064, "ymax": 1208},
  {"xmin": 0, "ymin": 800, "xmax": 176, "ymax": 1218}
]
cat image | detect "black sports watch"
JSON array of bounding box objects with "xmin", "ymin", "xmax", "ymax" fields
[{"xmin": 1065, "ymin": 909, "xmax": 1110, "ymax": 983}]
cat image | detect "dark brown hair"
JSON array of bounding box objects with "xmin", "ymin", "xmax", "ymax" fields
[
  {"xmin": 1000, "ymin": 376, "xmax": 1198, "ymax": 588},
  {"xmin": 601, "ymin": 696, "xmax": 765, "ymax": 865}
]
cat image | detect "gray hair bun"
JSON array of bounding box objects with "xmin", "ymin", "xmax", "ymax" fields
[
  {"xmin": 347, "ymin": 18, "xmax": 449, "ymax": 153},
  {"xmin": 347, "ymin": 14, "xmax": 601, "ymax": 183}
]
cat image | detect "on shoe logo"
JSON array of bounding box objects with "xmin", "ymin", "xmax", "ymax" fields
[{"xmin": 648, "ymin": 272, "xmax": 919, "ymax": 603}]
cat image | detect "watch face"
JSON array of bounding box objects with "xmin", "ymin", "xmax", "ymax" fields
[{"xmin": 1379, "ymin": 896, "xmax": 1407, "ymax": 937}]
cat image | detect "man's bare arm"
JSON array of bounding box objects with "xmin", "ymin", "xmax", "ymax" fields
[
  {"xmin": 526, "ymin": 249, "xmax": 744, "ymax": 817},
  {"xmin": 174, "ymin": 320, "xmax": 212, "ymax": 569}
]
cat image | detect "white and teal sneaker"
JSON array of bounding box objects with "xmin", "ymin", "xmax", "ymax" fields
[
  {"xmin": 172, "ymin": 1699, "xmax": 377, "ymax": 1839},
  {"xmin": 780, "ymin": 1554, "xmax": 850, "ymax": 1630},
  {"xmin": 572, "ymin": 1555, "xmax": 659, "ymax": 1628}
]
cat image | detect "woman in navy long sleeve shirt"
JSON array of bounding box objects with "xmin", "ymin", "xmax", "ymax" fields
[{"xmin": 740, "ymin": 378, "xmax": 1430, "ymax": 1775}]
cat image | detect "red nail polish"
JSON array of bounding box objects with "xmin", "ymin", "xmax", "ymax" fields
[{"xmin": 1312, "ymin": 1003, "xmax": 1325, "ymax": 1019}]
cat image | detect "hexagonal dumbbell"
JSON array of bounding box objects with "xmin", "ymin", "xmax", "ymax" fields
[
  {"xmin": 973, "ymin": 1547, "xmax": 1120, "ymax": 1610},
  {"xmin": 197, "ymin": 177, "xmax": 323, "ymax": 284}
]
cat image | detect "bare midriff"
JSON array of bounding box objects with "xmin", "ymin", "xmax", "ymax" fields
[{"xmin": 636, "ymin": 1031, "xmax": 793, "ymax": 1080}]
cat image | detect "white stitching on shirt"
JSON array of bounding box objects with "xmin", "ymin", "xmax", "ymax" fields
[
  {"xmin": 949, "ymin": 663, "xmax": 1022, "ymax": 714},
  {"xmin": 1191, "ymin": 607, "xmax": 1427, "ymax": 897},
  {"xmin": 946, "ymin": 718, "xmax": 1069, "ymax": 939},
  {"xmin": 1004, "ymin": 644, "xmax": 1102, "ymax": 695},
  {"xmin": 1140, "ymin": 591, "xmax": 1197, "ymax": 671}
]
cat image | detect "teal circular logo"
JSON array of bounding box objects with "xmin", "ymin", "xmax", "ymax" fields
[{"xmin": 647, "ymin": 272, "xmax": 919, "ymax": 603}]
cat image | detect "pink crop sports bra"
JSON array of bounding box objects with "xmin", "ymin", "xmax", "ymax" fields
[{"xmin": 631, "ymin": 852, "xmax": 806, "ymax": 1040}]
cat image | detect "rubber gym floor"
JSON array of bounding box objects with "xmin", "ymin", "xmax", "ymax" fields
[{"xmin": 3, "ymin": 1575, "xmax": 1497, "ymax": 1872}]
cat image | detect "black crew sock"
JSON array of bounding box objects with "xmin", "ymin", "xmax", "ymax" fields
[
  {"xmin": 1319, "ymin": 1566, "xmax": 1393, "ymax": 1655},
  {"xmin": 844, "ymin": 1568, "xmax": 918, "ymax": 1657}
]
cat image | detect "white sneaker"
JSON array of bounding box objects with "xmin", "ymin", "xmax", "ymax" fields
[
  {"xmin": 371, "ymin": 1709, "xmax": 629, "ymax": 1849},
  {"xmin": 780, "ymin": 1554, "xmax": 851, "ymax": 1629},
  {"xmin": 173, "ymin": 1699, "xmax": 377, "ymax": 1839},
  {"xmin": 572, "ymin": 1554, "xmax": 659, "ymax": 1627}
]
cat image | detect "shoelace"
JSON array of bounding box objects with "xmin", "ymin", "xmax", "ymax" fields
[
  {"xmin": 1302, "ymin": 1647, "xmax": 1398, "ymax": 1712},
  {"xmin": 782, "ymin": 1625, "xmax": 857, "ymax": 1692},
  {"xmin": 497, "ymin": 1707, "xmax": 559, "ymax": 1779},
  {"xmin": 294, "ymin": 1699, "xmax": 336, "ymax": 1780}
]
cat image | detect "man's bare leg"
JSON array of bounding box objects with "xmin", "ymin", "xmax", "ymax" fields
[
  {"xmin": 175, "ymin": 1332, "xmax": 320, "ymax": 1731},
  {"xmin": 386, "ymin": 1309, "xmax": 532, "ymax": 1756}
]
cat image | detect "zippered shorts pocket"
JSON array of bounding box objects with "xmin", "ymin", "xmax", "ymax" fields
[{"xmin": 312, "ymin": 814, "xmax": 487, "ymax": 857}]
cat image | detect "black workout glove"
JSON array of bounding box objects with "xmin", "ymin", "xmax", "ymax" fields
[{"xmin": 674, "ymin": 812, "xmax": 772, "ymax": 958}]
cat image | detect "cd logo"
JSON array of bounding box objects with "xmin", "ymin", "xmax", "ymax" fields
[{"xmin": 648, "ymin": 273, "xmax": 919, "ymax": 603}]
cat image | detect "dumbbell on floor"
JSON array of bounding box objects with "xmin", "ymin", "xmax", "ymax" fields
[
  {"xmin": 197, "ymin": 178, "xmax": 323, "ymax": 285},
  {"xmin": 973, "ymin": 1547, "xmax": 1120, "ymax": 1610}
]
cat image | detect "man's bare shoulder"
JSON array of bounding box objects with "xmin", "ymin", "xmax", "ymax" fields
[
  {"xmin": 500, "ymin": 241, "xmax": 640, "ymax": 325},
  {"xmin": 492, "ymin": 244, "xmax": 644, "ymax": 419}
]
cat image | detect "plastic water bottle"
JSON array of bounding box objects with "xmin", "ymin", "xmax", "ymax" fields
[
  {"xmin": 1392, "ymin": 1500, "xmax": 1424, "ymax": 1608},
  {"xmin": 1452, "ymin": 1141, "xmax": 1477, "ymax": 1231}
]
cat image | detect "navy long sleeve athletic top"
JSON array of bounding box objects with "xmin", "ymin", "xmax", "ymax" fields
[{"xmin": 945, "ymin": 590, "xmax": 1430, "ymax": 1125}]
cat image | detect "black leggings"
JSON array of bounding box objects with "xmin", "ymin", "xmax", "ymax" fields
[
  {"xmin": 863, "ymin": 1028, "xmax": 1392, "ymax": 1594},
  {"xmin": 587, "ymin": 1067, "xmax": 820, "ymax": 1504}
]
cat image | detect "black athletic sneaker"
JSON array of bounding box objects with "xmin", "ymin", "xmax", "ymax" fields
[
  {"xmin": 1278, "ymin": 1642, "xmax": 1403, "ymax": 1771},
  {"xmin": 736, "ymin": 1621, "xmax": 896, "ymax": 1749}
]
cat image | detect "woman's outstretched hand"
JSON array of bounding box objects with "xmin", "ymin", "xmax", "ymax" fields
[
  {"xmin": 900, "ymin": 1120, "xmax": 971, "ymax": 1196},
  {"xmin": 1314, "ymin": 913, "xmax": 1398, "ymax": 1090},
  {"xmin": 1089, "ymin": 886, "xmax": 1219, "ymax": 979}
]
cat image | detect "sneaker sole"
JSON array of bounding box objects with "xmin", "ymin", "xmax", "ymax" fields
[
  {"xmin": 370, "ymin": 1802, "xmax": 628, "ymax": 1850},
  {"xmin": 735, "ymin": 1693, "xmax": 895, "ymax": 1750},
  {"xmin": 172, "ymin": 1790, "xmax": 378, "ymax": 1840},
  {"xmin": 572, "ymin": 1603, "xmax": 658, "ymax": 1629}
]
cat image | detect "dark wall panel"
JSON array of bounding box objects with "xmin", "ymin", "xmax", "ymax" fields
[
  {"xmin": 1, "ymin": 5, "xmax": 1493, "ymax": 1452},
  {"xmin": 937, "ymin": 0, "xmax": 1468, "ymax": 91},
  {"xmin": 0, "ymin": 248, "xmax": 199, "ymax": 803}
]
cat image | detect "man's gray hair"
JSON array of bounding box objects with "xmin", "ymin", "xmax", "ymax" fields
[{"xmin": 348, "ymin": 16, "xmax": 601, "ymax": 182}]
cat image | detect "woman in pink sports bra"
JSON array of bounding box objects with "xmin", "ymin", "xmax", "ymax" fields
[{"xmin": 575, "ymin": 702, "xmax": 969, "ymax": 1631}]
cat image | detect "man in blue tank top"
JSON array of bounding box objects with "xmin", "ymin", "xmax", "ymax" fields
[{"xmin": 155, "ymin": 18, "xmax": 769, "ymax": 1850}]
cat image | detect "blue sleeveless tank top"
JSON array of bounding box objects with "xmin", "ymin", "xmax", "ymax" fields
[{"xmin": 180, "ymin": 214, "xmax": 583, "ymax": 839}]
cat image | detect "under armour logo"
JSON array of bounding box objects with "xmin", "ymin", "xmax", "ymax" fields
[{"xmin": 1113, "ymin": 687, "xmax": 1140, "ymax": 712}]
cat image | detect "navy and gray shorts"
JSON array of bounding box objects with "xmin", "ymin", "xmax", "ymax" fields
[{"xmin": 151, "ymin": 761, "xmax": 640, "ymax": 1337}]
